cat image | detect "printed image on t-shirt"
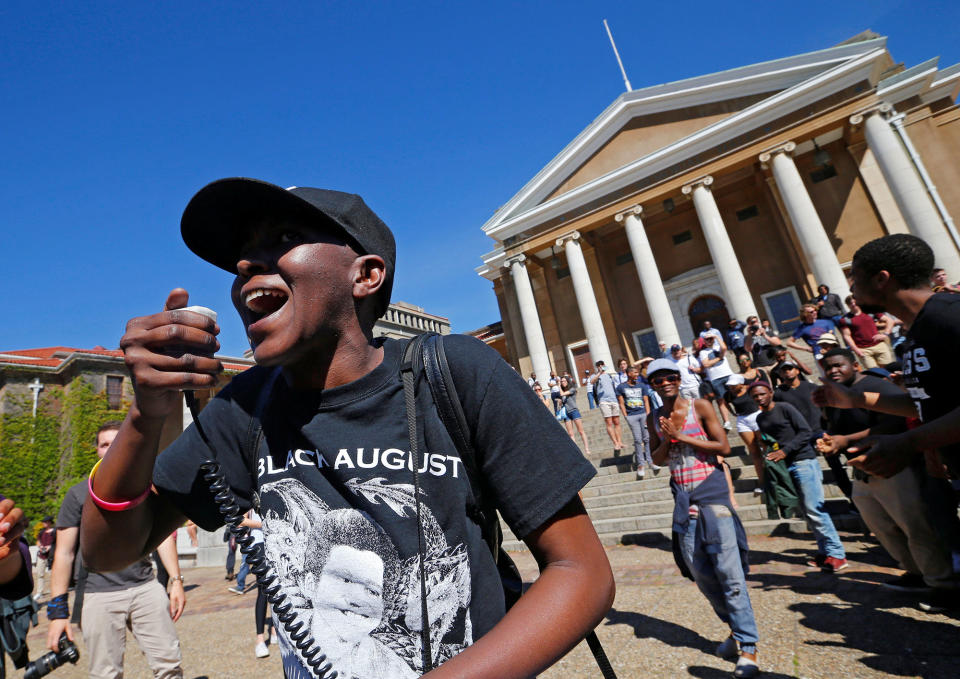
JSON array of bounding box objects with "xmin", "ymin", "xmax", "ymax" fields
[{"xmin": 259, "ymin": 476, "xmax": 472, "ymax": 679}]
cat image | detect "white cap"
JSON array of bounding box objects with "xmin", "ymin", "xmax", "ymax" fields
[{"xmin": 727, "ymin": 374, "xmax": 746, "ymax": 386}]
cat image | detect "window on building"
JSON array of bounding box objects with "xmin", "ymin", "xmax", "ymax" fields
[
  {"xmin": 672, "ymin": 230, "xmax": 692, "ymax": 245},
  {"xmin": 632, "ymin": 329, "xmax": 660, "ymax": 359},
  {"xmin": 615, "ymin": 252, "xmax": 633, "ymax": 266},
  {"xmin": 735, "ymin": 205, "xmax": 758, "ymax": 221},
  {"xmin": 810, "ymin": 165, "xmax": 837, "ymax": 183},
  {"xmin": 106, "ymin": 376, "xmax": 123, "ymax": 410}
]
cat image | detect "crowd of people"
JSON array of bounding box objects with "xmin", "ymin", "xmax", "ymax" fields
[
  {"xmin": 523, "ymin": 233, "xmax": 960, "ymax": 675},
  {"xmin": 1, "ymin": 182, "xmax": 959, "ymax": 679}
]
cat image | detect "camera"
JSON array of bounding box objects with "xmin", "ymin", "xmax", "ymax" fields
[
  {"xmin": 749, "ymin": 325, "xmax": 760, "ymax": 333},
  {"xmin": 23, "ymin": 633, "xmax": 79, "ymax": 679}
]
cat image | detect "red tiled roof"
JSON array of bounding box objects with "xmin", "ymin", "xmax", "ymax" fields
[
  {"xmin": 0, "ymin": 346, "xmax": 123, "ymax": 359},
  {"xmin": 0, "ymin": 358, "xmax": 63, "ymax": 367},
  {"xmin": 0, "ymin": 346, "xmax": 252, "ymax": 373}
]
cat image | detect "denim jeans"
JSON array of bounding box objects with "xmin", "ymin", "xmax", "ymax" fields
[
  {"xmin": 680, "ymin": 511, "xmax": 759, "ymax": 651},
  {"xmin": 788, "ymin": 457, "xmax": 846, "ymax": 559},
  {"xmin": 236, "ymin": 553, "xmax": 249, "ymax": 589},
  {"xmin": 624, "ymin": 411, "xmax": 652, "ymax": 468}
]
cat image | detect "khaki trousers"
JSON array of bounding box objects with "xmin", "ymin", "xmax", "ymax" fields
[
  {"xmin": 858, "ymin": 340, "xmax": 894, "ymax": 369},
  {"xmin": 33, "ymin": 557, "xmax": 50, "ymax": 598},
  {"xmin": 852, "ymin": 468, "xmax": 955, "ymax": 588},
  {"xmin": 81, "ymin": 579, "xmax": 183, "ymax": 679}
]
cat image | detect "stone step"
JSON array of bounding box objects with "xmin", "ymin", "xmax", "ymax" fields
[
  {"xmin": 581, "ymin": 484, "xmax": 848, "ymax": 521},
  {"xmin": 503, "ymin": 504, "xmax": 862, "ymax": 551},
  {"xmin": 580, "ymin": 480, "xmax": 847, "ymax": 511}
]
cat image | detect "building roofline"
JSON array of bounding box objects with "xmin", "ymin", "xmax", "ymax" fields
[{"xmin": 481, "ymin": 37, "xmax": 889, "ymax": 235}]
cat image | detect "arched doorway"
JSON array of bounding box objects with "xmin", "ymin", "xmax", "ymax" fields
[{"xmin": 688, "ymin": 295, "xmax": 730, "ymax": 338}]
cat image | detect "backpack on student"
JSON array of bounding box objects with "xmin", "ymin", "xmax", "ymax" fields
[{"xmin": 401, "ymin": 333, "xmax": 617, "ymax": 678}]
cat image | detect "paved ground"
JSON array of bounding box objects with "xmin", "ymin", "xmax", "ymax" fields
[{"xmin": 24, "ymin": 529, "xmax": 960, "ymax": 678}]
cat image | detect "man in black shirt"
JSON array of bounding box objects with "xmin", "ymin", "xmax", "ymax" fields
[
  {"xmin": 774, "ymin": 363, "xmax": 852, "ymax": 501},
  {"xmin": 750, "ymin": 382, "xmax": 847, "ymax": 572},
  {"xmin": 78, "ymin": 178, "xmax": 614, "ymax": 679},
  {"xmin": 814, "ymin": 234, "xmax": 960, "ymax": 611},
  {"xmin": 815, "ymin": 234, "xmax": 960, "ymax": 478},
  {"xmin": 817, "ymin": 349, "xmax": 954, "ymax": 604}
]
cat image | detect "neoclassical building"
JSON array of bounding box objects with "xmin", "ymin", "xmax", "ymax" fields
[{"xmin": 476, "ymin": 32, "xmax": 960, "ymax": 379}]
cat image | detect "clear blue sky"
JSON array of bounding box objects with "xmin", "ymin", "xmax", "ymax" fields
[{"xmin": 2, "ymin": 1, "xmax": 958, "ymax": 357}]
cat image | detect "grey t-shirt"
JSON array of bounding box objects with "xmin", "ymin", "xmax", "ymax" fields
[{"xmin": 57, "ymin": 480, "xmax": 155, "ymax": 593}]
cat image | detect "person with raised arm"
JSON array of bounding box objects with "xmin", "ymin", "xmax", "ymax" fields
[{"xmin": 79, "ymin": 178, "xmax": 614, "ymax": 679}]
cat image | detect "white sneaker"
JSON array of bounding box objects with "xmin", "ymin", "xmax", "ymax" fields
[
  {"xmin": 651, "ymin": 464, "xmax": 662, "ymax": 471},
  {"xmin": 753, "ymin": 487, "xmax": 764, "ymax": 496},
  {"xmin": 270, "ymin": 629, "xmax": 278, "ymax": 645},
  {"xmin": 255, "ymin": 641, "xmax": 269, "ymax": 658},
  {"xmin": 723, "ymin": 420, "xmax": 733, "ymax": 431},
  {"xmin": 734, "ymin": 654, "xmax": 760, "ymax": 678},
  {"xmin": 636, "ymin": 468, "xmax": 645, "ymax": 479},
  {"xmin": 716, "ymin": 636, "xmax": 738, "ymax": 659}
]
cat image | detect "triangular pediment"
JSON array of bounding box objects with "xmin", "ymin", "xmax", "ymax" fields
[
  {"xmin": 482, "ymin": 36, "xmax": 891, "ymax": 240},
  {"xmin": 544, "ymin": 91, "xmax": 778, "ymax": 201}
]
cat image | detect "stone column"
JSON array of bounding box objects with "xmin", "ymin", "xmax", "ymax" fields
[
  {"xmin": 615, "ymin": 205, "xmax": 682, "ymax": 347},
  {"xmin": 851, "ymin": 104, "xmax": 960, "ymax": 278},
  {"xmin": 760, "ymin": 142, "xmax": 851, "ymax": 301},
  {"xmin": 556, "ymin": 231, "xmax": 613, "ymax": 367},
  {"xmin": 682, "ymin": 176, "xmax": 758, "ymax": 322},
  {"xmin": 506, "ymin": 254, "xmax": 553, "ymax": 381}
]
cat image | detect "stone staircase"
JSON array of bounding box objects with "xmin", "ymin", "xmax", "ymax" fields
[{"xmin": 503, "ymin": 399, "xmax": 861, "ymax": 551}]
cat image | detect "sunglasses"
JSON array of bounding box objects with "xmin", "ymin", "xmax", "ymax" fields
[{"xmin": 649, "ymin": 374, "xmax": 681, "ymax": 387}]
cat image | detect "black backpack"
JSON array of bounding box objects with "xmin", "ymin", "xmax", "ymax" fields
[{"xmin": 401, "ymin": 334, "xmax": 616, "ymax": 677}]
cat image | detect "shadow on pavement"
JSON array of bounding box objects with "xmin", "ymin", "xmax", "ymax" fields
[
  {"xmin": 604, "ymin": 607, "xmax": 713, "ymax": 654},
  {"xmin": 621, "ymin": 533, "xmax": 672, "ymax": 551},
  {"xmin": 790, "ymin": 598, "xmax": 960, "ymax": 677}
]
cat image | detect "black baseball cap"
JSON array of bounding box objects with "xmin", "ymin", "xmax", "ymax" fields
[{"xmin": 180, "ymin": 177, "xmax": 395, "ymax": 313}]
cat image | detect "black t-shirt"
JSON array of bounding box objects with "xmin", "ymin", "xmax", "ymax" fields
[
  {"xmin": 824, "ymin": 375, "xmax": 907, "ymax": 457},
  {"xmin": 56, "ymin": 481, "xmax": 155, "ymax": 593},
  {"xmin": 756, "ymin": 402, "xmax": 816, "ymax": 463},
  {"xmin": 724, "ymin": 391, "xmax": 758, "ymax": 417},
  {"xmin": 774, "ymin": 380, "xmax": 822, "ymax": 433},
  {"xmin": 153, "ymin": 335, "xmax": 594, "ymax": 679},
  {"xmin": 901, "ymin": 293, "xmax": 960, "ymax": 471}
]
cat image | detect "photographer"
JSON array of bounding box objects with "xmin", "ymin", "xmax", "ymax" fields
[{"xmin": 743, "ymin": 316, "xmax": 781, "ymax": 367}]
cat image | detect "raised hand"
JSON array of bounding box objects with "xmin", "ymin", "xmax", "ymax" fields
[
  {"xmin": 120, "ymin": 289, "xmax": 223, "ymax": 418},
  {"xmin": 815, "ymin": 434, "xmax": 845, "ymax": 456},
  {"xmin": 847, "ymin": 433, "xmax": 916, "ymax": 478},
  {"xmin": 0, "ymin": 498, "xmax": 24, "ymax": 563},
  {"xmin": 812, "ymin": 379, "xmax": 858, "ymax": 410}
]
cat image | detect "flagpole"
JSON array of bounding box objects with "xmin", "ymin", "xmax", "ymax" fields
[{"xmin": 603, "ymin": 19, "xmax": 632, "ymax": 92}]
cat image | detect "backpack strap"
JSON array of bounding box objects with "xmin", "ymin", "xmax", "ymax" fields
[
  {"xmin": 417, "ymin": 334, "xmax": 618, "ymax": 679},
  {"xmin": 419, "ymin": 334, "xmax": 492, "ymax": 537},
  {"xmin": 243, "ymin": 367, "xmax": 282, "ymax": 508},
  {"xmin": 400, "ymin": 334, "xmax": 434, "ymax": 673}
]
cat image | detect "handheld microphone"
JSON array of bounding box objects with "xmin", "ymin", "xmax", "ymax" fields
[{"xmin": 178, "ymin": 305, "xmax": 218, "ymax": 414}]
